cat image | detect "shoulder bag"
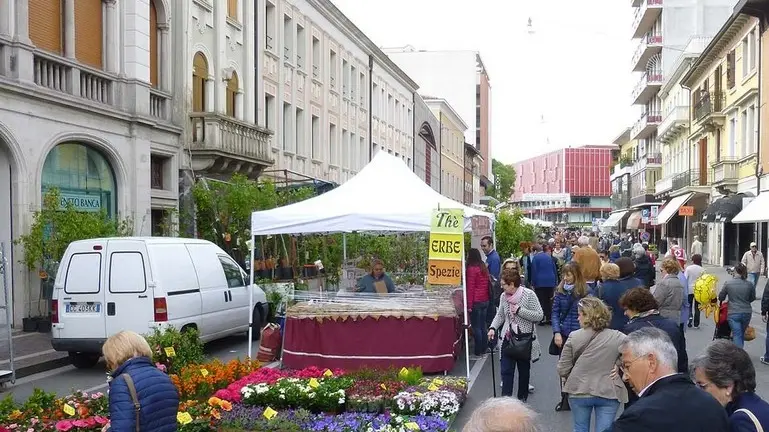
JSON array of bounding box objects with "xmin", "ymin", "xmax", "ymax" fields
[
  {"xmin": 500, "ymin": 299, "xmax": 535, "ymax": 361},
  {"xmin": 121, "ymin": 373, "xmax": 142, "ymax": 432},
  {"xmin": 735, "ymin": 408, "xmax": 764, "ymax": 432},
  {"xmin": 549, "ymin": 294, "xmax": 575, "ymax": 356}
]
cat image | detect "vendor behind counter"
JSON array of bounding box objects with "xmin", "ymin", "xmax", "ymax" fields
[{"xmin": 355, "ymin": 259, "xmax": 396, "ymax": 294}]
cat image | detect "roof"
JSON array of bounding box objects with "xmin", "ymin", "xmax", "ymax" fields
[
  {"xmin": 612, "ymin": 128, "xmax": 631, "ymax": 145},
  {"xmin": 424, "ymin": 98, "xmax": 469, "ymax": 131},
  {"xmin": 681, "ymin": 11, "xmax": 755, "ymax": 88},
  {"xmin": 312, "ymin": 0, "xmax": 419, "ymax": 91}
]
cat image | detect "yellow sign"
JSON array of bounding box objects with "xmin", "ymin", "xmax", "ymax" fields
[
  {"xmin": 405, "ymin": 422, "xmax": 421, "ymax": 430},
  {"xmin": 63, "ymin": 404, "xmax": 76, "ymax": 416},
  {"xmin": 428, "ymin": 208, "xmax": 464, "ymax": 285},
  {"xmin": 323, "ymin": 369, "xmax": 333, "ymax": 377},
  {"xmin": 164, "ymin": 346, "xmax": 176, "ymax": 357},
  {"xmin": 432, "ymin": 378, "xmax": 444, "ymax": 385},
  {"xmin": 308, "ymin": 378, "xmax": 320, "ymax": 389},
  {"xmin": 177, "ymin": 412, "xmax": 193, "ymax": 425},
  {"xmin": 428, "ymin": 260, "xmax": 462, "ymax": 285},
  {"xmin": 200, "ymin": 369, "xmax": 209, "ymax": 377},
  {"xmin": 427, "ymin": 384, "xmax": 439, "ymax": 392},
  {"xmin": 263, "ymin": 407, "xmax": 278, "ymax": 420},
  {"xmin": 428, "ymin": 233, "xmax": 464, "ymax": 260}
]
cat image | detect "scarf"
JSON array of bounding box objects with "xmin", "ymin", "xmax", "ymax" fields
[
  {"xmin": 628, "ymin": 309, "xmax": 659, "ymax": 324},
  {"xmin": 504, "ymin": 287, "xmax": 525, "ymax": 337},
  {"xmin": 564, "ymin": 283, "xmax": 575, "ymax": 292}
]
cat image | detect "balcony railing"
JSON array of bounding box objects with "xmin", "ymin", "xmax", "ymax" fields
[
  {"xmin": 658, "ymin": 105, "xmax": 689, "ymax": 141},
  {"xmin": 631, "ymin": 151, "xmax": 662, "ymax": 174},
  {"xmin": 632, "ymin": 0, "xmax": 663, "ymax": 38},
  {"xmin": 611, "ymin": 192, "xmax": 630, "ymax": 209},
  {"xmin": 711, "ymin": 157, "xmax": 740, "ymax": 184},
  {"xmin": 671, "ymin": 169, "xmax": 711, "ymax": 191},
  {"xmin": 284, "ymin": 46, "xmax": 290, "ymax": 61},
  {"xmin": 632, "ymin": 69, "xmax": 664, "ymax": 104},
  {"xmin": 149, "ymin": 88, "xmax": 171, "ymax": 120},
  {"xmin": 266, "ymin": 35, "xmax": 274, "ymax": 51},
  {"xmin": 189, "ymin": 112, "xmax": 272, "ymax": 165},
  {"xmin": 32, "ymin": 51, "xmax": 116, "ymax": 106},
  {"xmin": 631, "ymin": 32, "xmax": 663, "ymax": 70},
  {"xmin": 694, "ymin": 91, "xmax": 725, "ymax": 121},
  {"xmin": 655, "ymin": 175, "xmax": 673, "ymax": 195},
  {"xmin": 312, "ymin": 64, "xmax": 319, "ymax": 79}
]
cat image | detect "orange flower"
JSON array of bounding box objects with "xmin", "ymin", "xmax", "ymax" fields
[
  {"xmin": 77, "ymin": 405, "xmax": 90, "ymax": 417},
  {"xmin": 210, "ymin": 408, "xmax": 221, "ymax": 420},
  {"xmin": 207, "ymin": 397, "xmax": 222, "ymax": 406},
  {"xmin": 219, "ymin": 400, "xmax": 232, "ymax": 412}
]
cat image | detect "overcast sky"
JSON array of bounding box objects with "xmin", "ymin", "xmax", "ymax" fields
[{"xmin": 331, "ymin": 0, "xmax": 637, "ymax": 164}]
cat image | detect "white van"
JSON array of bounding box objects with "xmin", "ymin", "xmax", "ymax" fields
[{"xmin": 50, "ymin": 237, "xmax": 269, "ymax": 368}]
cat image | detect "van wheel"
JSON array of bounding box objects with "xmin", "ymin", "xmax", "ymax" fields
[
  {"xmin": 69, "ymin": 352, "xmax": 100, "ymax": 369},
  {"xmin": 251, "ymin": 307, "xmax": 262, "ymax": 341}
]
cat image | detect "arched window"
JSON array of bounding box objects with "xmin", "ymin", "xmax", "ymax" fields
[
  {"xmin": 41, "ymin": 143, "xmax": 117, "ymax": 218},
  {"xmin": 74, "ymin": 0, "xmax": 103, "ymax": 68},
  {"xmin": 226, "ymin": 71, "xmax": 239, "ymax": 118},
  {"xmin": 418, "ymin": 122, "xmax": 437, "ymax": 149},
  {"xmin": 192, "ymin": 52, "xmax": 209, "ymax": 112},
  {"xmin": 29, "ymin": 0, "xmax": 63, "ymax": 54},
  {"xmin": 150, "ymin": 0, "xmax": 159, "ymax": 87}
]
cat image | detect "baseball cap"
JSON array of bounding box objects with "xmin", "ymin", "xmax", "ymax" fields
[{"xmin": 751, "ymin": 242, "xmax": 757, "ymax": 247}]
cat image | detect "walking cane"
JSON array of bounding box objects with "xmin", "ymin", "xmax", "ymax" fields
[{"xmin": 489, "ymin": 340, "xmax": 497, "ymax": 398}]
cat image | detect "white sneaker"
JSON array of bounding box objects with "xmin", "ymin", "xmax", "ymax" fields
[{"xmin": 528, "ymin": 384, "xmax": 535, "ymax": 393}]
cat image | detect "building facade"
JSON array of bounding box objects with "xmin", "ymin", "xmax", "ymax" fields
[
  {"xmin": 413, "ymin": 94, "xmax": 441, "ymax": 192},
  {"xmin": 424, "ymin": 97, "xmax": 466, "ymax": 203},
  {"xmin": 606, "ymin": 128, "xmax": 633, "ymax": 231},
  {"xmin": 464, "ymin": 143, "xmax": 482, "ymax": 205},
  {"xmin": 512, "ymin": 147, "xmax": 613, "ymax": 225},
  {"xmin": 258, "ymin": 0, "xmax": 417, "ymax": 187},
  {"xmin": 383, "ymin": 48, "xmax": 493, "ymax": 195},
  {"xmin": 678, "ymin": 12, "xmax": 760, "ymax": 265},
  {"xmin": 0, "ymin": 0, "xmax": 184, "ymax": 325}
]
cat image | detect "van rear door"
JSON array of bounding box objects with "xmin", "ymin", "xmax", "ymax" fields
[
  {"xmin": 54, "ymin": 242, "xmax": 107, "ymax": 341},
  {"xmin": 105, "ymin": 240, "xmax": 153, "ymax": 336}
]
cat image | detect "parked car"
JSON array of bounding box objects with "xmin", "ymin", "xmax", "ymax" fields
[{"xmin": 51, "ymin": 237, "xmax": 269, "ymax": 368}]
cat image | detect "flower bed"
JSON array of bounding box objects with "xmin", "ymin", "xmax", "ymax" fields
[{"xmin": 2, "ymin": 363, "xmax": 467, "ymax": 432}]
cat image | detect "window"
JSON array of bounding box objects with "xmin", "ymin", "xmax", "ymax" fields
[
  {"xmin": 109, "ymin": 252, "xmax": 147, "ymax": 293},
  {"xmin": 192, "ymin": 52, "xmax": 208, "ymax": 112},
  {"xmin": 282, "ymin": 102, "xmax": 292, "ymax": 151},
  {"xmin": 311, "ymin": 115, "xmax": 320, "ymax": 159},
  {"xmin": 283, "ymin": 15, "xmax": 292, "ymax": 62},
  {"xmin": 350, "ymin": 65, "xmax": 357, "ymax": 100},
  {"xmin": 150, "ymin": 155, "xmax": 166, "ymax": 190},
  {"xmin": 360, "ymin": 136, "xmax": 366, "ymax": 169},
  {"xmin": 329, "ymin": 50, "xmax": 337, "ymax": 88},
  {"xmin": 265, "ymin": 2, "xmax": 275, "ymax": 51},
  {"xmin": 342, "ymin": 59, "xmax": 349, "ymax": 96},
  {"xmin": 265, "ymin": 94, "xmax": 275, "ymax": 130},
  {"xmin": 75, "ymin": 0, "xmax": 103, "ymax": 68},
  {"xmin": 372, "ymin": 83, "xmax": 379, "ymax": 116},
  {"xmin": 218, "ymin": 256, "xmax": 244, "ymax": 288},
  {"xmin": 296, "ymin": 108, "xmax": 305, "ymax": 156},
  {"xmin": 29, "ymin": 0, "xmax": 63, "ymax": 54},
  {"xmin": 312, "ymin": 36, "xmax": 320, "ymax": 78},
  {"xmin": 729, "ymin": 117, "xmax": 737, "ymax": 157},
  {"xmin": 359, "ymin": 72, "xmax": 366, "ymax": 105},
  {"xmin": 149, "ymin": 1, "xmax": 159, "ymax": 87},
  {"xmin": 748, "ymin": 105, "xmax": 756, "ymax": 153},
  {"xmin": 296, "ymin": 25, "xmax": 305, "ymax": 69},
  {"xmin": 330, "ymin": 123, "xmax": 338, "ymax": 164},
  {"xmin": 742, "ymin": 110, "xmax": 749, "ymax": 156},
  {"xmin": 342, "ymin": 129, "xmax": 349, "ymax": 168},
  {"xmin": 226, "ymin": 71, "xmax": 239, "ymax": 118},
  {"xmin": 742, "ymin": 30, "xmax": 757, "ymax": 78},
  {"xmin": 150, "ymin": 209, "xmax": 166, "ymax": 236},
  {"xmin": 227, "ymin": 0, "xmax": 238, "ymax": 21},
  {"xmin": 64, "ymin": 253, "xmax": 102, "ymax": 294}
]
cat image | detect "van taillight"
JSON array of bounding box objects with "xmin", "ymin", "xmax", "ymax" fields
[
  {"xmin": 51, "ymin": 300, "xmax": 59, "ymax": 324},
  {"xmin": 154, "ymin": 297, "xmax": 168, "ymax": 322}
]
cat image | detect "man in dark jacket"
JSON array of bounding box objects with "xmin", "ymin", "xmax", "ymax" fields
[
  {"xmin": 530, "ymin": 243, "xmax": 558, "ymax": 325},
  {"xmin": 632, "ymin": 245, "xmax": 656, "ymax": 288},
  {"xmin": 608, "ymin": 328, "xmax": 729, "ymax": 432}
]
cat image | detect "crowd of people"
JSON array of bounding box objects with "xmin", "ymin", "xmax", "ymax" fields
[{"xmin": 462, "ymin": 231, "xmax": 769, "ymax": 432}]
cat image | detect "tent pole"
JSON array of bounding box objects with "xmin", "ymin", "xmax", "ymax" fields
[
  {"xmin": 343, "ymin": 233, "xmax": 347, "ymax": 261},
  {"xmin": 461, "ymin": 234, "xmax": 471, "ymax": 379},
  {"xmin": 248, "ymin": 235, "xmax": 255, "ymax": 360}
]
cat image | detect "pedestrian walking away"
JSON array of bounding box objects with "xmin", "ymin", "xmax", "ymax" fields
[{"xmin": 741, "ymin": 242, "xmax": 765, "ymax": 288}]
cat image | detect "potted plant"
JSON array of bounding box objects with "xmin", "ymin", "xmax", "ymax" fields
[{"xmin": 278, "ymin": 256, "xmax": 293, "ymax": 280}]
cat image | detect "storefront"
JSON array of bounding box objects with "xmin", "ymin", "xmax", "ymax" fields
[
  {"xmin": 654, "ymin": 192, "xmax": 709, "ymax": 259},
  {"xmin": 702, "ymin": 193, "xmax": 751, "ymax": 266},
  {"xmin": 601, "ymin": 210, "xmax": 628, "ymax": 232},
  {"xmin": 41, "ymin": 143, "xmax": 117, "ymax": 217}
]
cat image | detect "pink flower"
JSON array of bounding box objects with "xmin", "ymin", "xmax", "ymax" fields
[
  {"xmin": 72, "ymin": 420, "xmax": 88, "ymax": 428},
  {"xmin": 155, "ymin": 362, "xmax": 167, "ymax": 373},
  {"xmin": 30, "ymin": 418, "xmax": 39, "ymax": 425},
  {"xmin": 55, "ymin": 421, "xmax": 73, "ymax": 432},
  {"xmin": 91, "ymin": 392, "xmax": 104, "ymax": 399},
  {"xmin": 94, "ymin": 417, "xmax": 109, "ymax": 425}
]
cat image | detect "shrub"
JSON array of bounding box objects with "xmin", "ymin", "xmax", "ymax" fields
[{"xmin": 145, "ymin": 326, "xmax": 205, "ymax": 375}]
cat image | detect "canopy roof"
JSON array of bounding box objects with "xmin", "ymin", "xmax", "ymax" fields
[{"xmin": 250, "ymin": 151, "xmax": 495, "ymax": 235}]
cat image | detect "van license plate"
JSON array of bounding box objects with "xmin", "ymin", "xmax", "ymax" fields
[{"xmin": 66, "ymin": 303, "xmax": 100, "ymax": 313}]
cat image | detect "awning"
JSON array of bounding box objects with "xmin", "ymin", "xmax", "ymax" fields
[
  {"xmin": 626, "ymin": 211, "xmax": 642, "ymax": 230},
  {"xmin": 702, "ymin": 194, "xmax": 746, "ymax": 223},
  {"xmin": 655, "ymin": 193, "xmax": 694, "ymax": 226},
  {"xmin": 732, "ymin": 193, "xmax": 768, "ymax": 223},
  {"xmin": 601, "ymin": 211, "xmax": 628, "ymax": 229}
]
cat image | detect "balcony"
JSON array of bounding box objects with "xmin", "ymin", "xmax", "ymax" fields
[
  {"xmin": 32, "ymin": 51, "xmax": 116, "ymax": 106},
  {"xmin": 711, "ymin": 157, "xmax": 740, "ymax": 186},
  {"xmin": 189, "ymin": 113, "xmax": 273, "ymax": 179},
  {"xmin": 630, "ymin": 191, "xmax": 656, "ymax": 206},
  {"xmin": 631, "ymin": 111, "xmax": 662, "ymax": 140},
  {"xmin": 631, "ymin": 0, "xmax": 642, "ymax": 6},
  {"xmin": 632, "ymin": 0, "xmax": 663, "ymax": 39},
  {"xmin": 671, "ymin": 169, "xmax": 711, "ymax": 192},
  {"xmin": 631, "ymin": 33, "xmax": 663, "ymax": 72},
  {"xmin": 693, "ymin": 91, "xmax": 726, "ymax": 129},
  {"xmin": 630, "ymin": 152, "xmax": 662, "ymax": 175},
  {"xmin": 655, "ymin": 175, "xmax": 674, "ymax": 195},
  {"xmin": 632, "ymin": 69, "xmax": 664, "ymax": 105},
  {"xmin": 658, "ymin": 106, "xmax": 689, "ymax": 143},
  {"xmin": 611, "ymin": 191, "xmax": 630, "ymax": 210}
]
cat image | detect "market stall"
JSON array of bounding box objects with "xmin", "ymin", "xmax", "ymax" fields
[{"xmin": 247, "ymin": 152, "xmax": 495, "ymax": 376}]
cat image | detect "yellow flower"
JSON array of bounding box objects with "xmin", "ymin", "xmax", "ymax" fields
[
  {"xmin": 211, "ymin": 408, "xmax": 221, "ymax": 420},
  {"xmin": 9, "ymin": 410, "xmax": 22, "ymax": 420},
  {"xmin": 219, "ymin": 400, "xmax": 233, "ymax": 412},
  {"xmin": 208, "ymin": 396, "xmax": 222, "ymax": 406}
]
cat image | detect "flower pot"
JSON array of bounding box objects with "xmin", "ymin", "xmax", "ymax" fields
[
  {"xmin": 279, "ymin": 266, "xmax": 294, "ymax": 280},
  {"xmin": 22, "ymin": 317, "xmax": 39, "ymax": 332},
  {"xmin": 37, "ymin": 317, "xmax": 52, "ymax": 333},
  {"xmin": 302, "ymin": 265, "xmax": 318, "ymax": 278}
]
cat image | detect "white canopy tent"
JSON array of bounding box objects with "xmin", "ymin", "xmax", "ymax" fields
[
  {"xmin": 250, "ymin": 151, "xmax": 494, "ymax": 234},
  {"xmin": 523, "ymin": 217, "xmax": 553, "ymax": 227},
  {"xmin": 247, "ymin": 151, "xmax": 496, "ymax": 377}
]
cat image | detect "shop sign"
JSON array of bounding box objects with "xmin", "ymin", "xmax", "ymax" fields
[
  {"xmin": 60, "ymin": 192, "xmax": 102, "ymax": 213},
  {"xmin": 678, "ymin": 206, "xmax": 694, "ymax": 217},
  {"xmin": 428, "ymin": 208, "xmax": 463, "ymax": 285},
  {"xmin": 641, "ymin": 209, "xmax": 650, "ymax": 224},
  {"xmin": 650, "ymin": 206, "xmax": 659, "ymax": 225}
]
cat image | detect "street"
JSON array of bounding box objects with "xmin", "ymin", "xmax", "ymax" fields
[{"xmin": 5, "ymin": 266, "xmax": 769, "ymax": 432}]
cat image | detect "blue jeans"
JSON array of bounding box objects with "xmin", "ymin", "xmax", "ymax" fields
[
  {"xmin": 471, "ymin": 301, "xmax": 489, "ymax": 355},
  {"xmin": 500, "ymin": 352, "xmax": 531, "ymax": 399},
  {"xmin": 728, "ymin": 312, "xmax": 752, "ymax": 348},
  {"xmin": 764, "ymin": 319, "xmax": 769, "ymax": 359},
  {"xmin": 569, "ymin": 396, "xmax": 620, "ymax": 432},
  {"xmin": 749, "ymin": 273, "xmax": 760, "ymax": 288}
]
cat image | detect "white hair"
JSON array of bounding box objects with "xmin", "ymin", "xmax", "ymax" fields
[
  {"xmin": 463, "ymin": 397, "xmax": 539, "ymax": 432},
  {"xmin": 632, "ymin": 244, "xmax": 646, "ymax": 257},
  {"xmin": 577, "ymin": 236, "xmax": 590, "ymax": 247},
  {"xmin": 619, "ymin": 327, "xmax": 678, "ymax": 372}
]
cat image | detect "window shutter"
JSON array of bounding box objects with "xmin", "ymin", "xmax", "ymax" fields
[
  {"xmin": 29, "ymin": 0, "xmax": 63, "ymax": 54},
  {"xmin": 228, "ymin": 0, "xmax": 238, "ymax": 20},
  {"xmin": 149, "ymin": 1, "xmax": 159, "ymax": 87},
  {"xmin": 192, "ymin": 53, "xmax": 208, "ymax": 112},
  {"xmin": 226, "ymin": 72, "xmax": 239, "ymax": 117},
  {"xmin": 74, "ymin": 0, "xmax": 103, "ymax": 69}
]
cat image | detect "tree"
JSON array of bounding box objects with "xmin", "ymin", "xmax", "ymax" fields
[
  {"xmin": 487, "ymin": 159, "xmax": 516, "ymax": 203},
  {"xmin": 494, "ymin": 209, "xmax": 538, "ymax": 260}
]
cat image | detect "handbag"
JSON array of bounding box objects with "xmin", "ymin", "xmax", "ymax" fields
[
  {"xmin": 549, "ymin": 294, "xmax": 575, "ymax": 356},
  {"xmin": 735, "ymin": 408, "xmax": 764, "ymax": 432},
  {"xmin": 499, "ymin": 299, "xmax": 534, "ymax": 360},
  {"xmin": 121, "ymin": 373, "xmax": 141, "ymax": 432},
  {"xmin": 745, "ymin": 325, "xmax": 757, "ymax": 341}
]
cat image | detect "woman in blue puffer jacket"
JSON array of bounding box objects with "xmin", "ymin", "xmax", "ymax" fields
[
  {"xmin": 551, "ymin": 262, "xmax": 592, "ymax": 412},
  {"xmin": 102, "ymin": 331, "xmax": 179, "ymax": 432}
]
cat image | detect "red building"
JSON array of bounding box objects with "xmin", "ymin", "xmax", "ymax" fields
[{"xmin": 512, "ymin": 146, "xmax": 614, "ymax": 224}]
